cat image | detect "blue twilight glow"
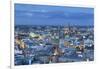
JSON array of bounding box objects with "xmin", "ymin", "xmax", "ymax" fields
[{"xmin": 15, "ymin": 4, "xmax": 94, "ymax": 26}]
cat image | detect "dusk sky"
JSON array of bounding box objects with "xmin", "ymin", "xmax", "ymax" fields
[{"xmin": 15, "ymin": 3, "xmax": 94, "ymax": 26}]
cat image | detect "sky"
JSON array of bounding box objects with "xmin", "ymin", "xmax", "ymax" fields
[{"xmin": 15, "ymin": 3, "xmax": 94, "ymax": 26}]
